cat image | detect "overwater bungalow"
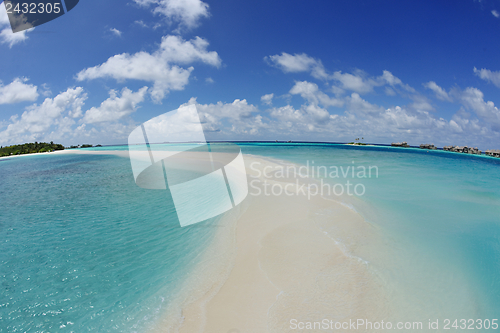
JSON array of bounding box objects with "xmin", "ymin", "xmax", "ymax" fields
[
  {"xmin": 391, "ymin": 141, "xmax": 410, "ymax": 147},
  {"xmin": 485, "ymin": 149, "xmax": 500, "ymax": 158},
  {"xmin": 420, "ymin": 144, "xmax": 436, "ymax": 150},
  {"xmin": 443, "ymin": 145, "xmax": 481, "ymax": 155}
]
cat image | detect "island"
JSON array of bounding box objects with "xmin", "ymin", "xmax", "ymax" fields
[{"xmin": 0, "ymin": 141, "xmax": 65, "ymax": 157}]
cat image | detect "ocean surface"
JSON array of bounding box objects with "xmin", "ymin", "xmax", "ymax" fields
[{"xmin": 0, "ymin": 143, "xmax": 499, "ymax": 332}]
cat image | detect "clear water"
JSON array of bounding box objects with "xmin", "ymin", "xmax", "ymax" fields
[
  {"xmin": 238, "ymin": 143, "xmax": 500, "ymax": 322},
  {"xmin": 0, "ymin": 153, "xmax": 222, "ymax": 332},
  {"xmin": 1, "ymin": 143, "xmax": 499, "ymax": 331}
]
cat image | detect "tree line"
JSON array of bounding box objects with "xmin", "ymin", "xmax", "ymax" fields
[
  {"xmin": 0, "ymin": 142, "xmax": 105, "ymax": 157},
  {"xmin": 0, "ymin": 141, "xmax": 64, "ymax": 157}
]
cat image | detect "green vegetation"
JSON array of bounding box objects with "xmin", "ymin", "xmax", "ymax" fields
[
  {"xmin": 0, "ymin": 141, "xmax": 64, "ymax": 157},
  {"xmin": 347, "ymin": 137, "xmax": 367, "ymax": 145},
  {"xmin": 67, "ymin": 144, "xmax": 101, "ymax": 149}
]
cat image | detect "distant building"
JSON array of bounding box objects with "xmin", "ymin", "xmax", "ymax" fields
[
  {"xmin": 420, "ymin": 144, "xmax": 436, "ymax": 150},
  {"xmin": 485, "ymin": 149, "xmax": 500, "ymax": 158},
  {"xmin": 391, "ymin": 141, "xmax": 410, "ymax": 147},
  {"xmin": 443, "ymin": 145, "xmax": 481, "ymax": 155}
]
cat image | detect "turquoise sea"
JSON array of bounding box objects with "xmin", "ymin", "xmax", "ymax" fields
[{"xmin": 1, "ymin": 143, "xmax": 499, "ymax": 332}]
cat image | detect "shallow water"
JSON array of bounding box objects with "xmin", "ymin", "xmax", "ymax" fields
[
  {"xmin": 238, "ymin": 143, "xmax": 500, "ymax": 325},
  {"xmin": 1, "ymin": 143, "xmax": 499, "ymax": 331},
  {"xmin": 0, "ymin": 153, "xmax": 223, "ymax": 332}
]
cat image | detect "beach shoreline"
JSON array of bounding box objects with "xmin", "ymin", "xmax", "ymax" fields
[
  {"xmin": 142, "ymin": 153, "xmax": 390, "ymax": 333},
  {"xmin": 0, "ymin": 148, "xmax": 131, "ymax": 160},
  {"xmin": 40, "ymin": 149, "xmax": 386, "ymax": 331},
  {"xmin": 1, "ymin": 147, "xmax": 489, "ymax": 331}
]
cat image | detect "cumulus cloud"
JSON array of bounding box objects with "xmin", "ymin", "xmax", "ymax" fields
[
  {"xmin": 266, "ymin": 100, "xmax": 491, "ymax": 147},
  {"xmin": 265, "ymin": 53, "xmax": 328, "ymax": 80},
  {"xmin": 261, "ymin": 93, "xmax": 274, "ymax": 105},
  {"xmin": 346, "ymin": 93, "xmax": 384, "ymax": 115},
  {"xmin": 473, "ymin": 67, "xmax": 500, "ymax": 88},
  {"xmin": 0, "ymin": 5, "xmax": 33, "ymax": 47},
  {"xmin": 423, "ymin": 81, "xmax": 452, "ymax": 101},
  {"xmin": 76, "ymin": 35, "xmax": 221, "ymax": 103},
  {"xmin": 385, "ymin": 87, "xmax": 396, "ymax": 96},
  {"xmin": 260, "ymin": 100, "xmax": 455, "ymax": 144},
  {"xmin": 269, "ymin": 105, "xmax": 305, "ymax": 124},
  {"xmin": 331, "ymin": 70, "xmax": 379, "ymax": 94},
  {"xmin": 459, "ymin": 87, "xmax": 500, "ymax": 131},
  {"xmin": 0, "ymin": 87, "xmax": 87, "ymax": 145},
  {"xmin": 0, "ymin": 85, "xmax": 151, "ymax": 145},
  {"xmin": 409, "ymin": 94, "xmax": 434, "ymax": 112},
  {"xmin": 380, "ymin": 70, "xmax": 415, "ymax": 92},
  {"xmin": 331, "ymin": 69, "xmax": 414, "ymax": 95},
  {"xmin": 256, "ymin": 82, "xmax": 339, "ymax": 127},
  {"xmin": 186, "ymin": 79, "xmax": 498, "ymax": 148},
  {"xmin": 180, "ymin": 97, "xmax": 262, "ymax": 135},
  {"xmin": 82, "ymin": 87, "xmax": 148, "ymax": 124},
  {"xmin": 134, "ymin": 20, "xmax": 148, "ymax": 28},
  {"xmin": 289, "ymin": 81, "xmax": 343, "ymax": 108},
  {"xmin": 492, "ymin": 10, "xmax": 500, "ymax": 18},
  {"xmin": 134, "ymin": 0, "xmax": 209, "ymax": 30},
  {"xmin": 265, "ymin": 52, "xmax": 415, "ymax": 96},
  {"xmin": 0, "ymin": 78, "xmax": 38, "ymax": 104},
  {"xmin": 110, "ymin": 28, "xmax": 122, "ymax": 37}
]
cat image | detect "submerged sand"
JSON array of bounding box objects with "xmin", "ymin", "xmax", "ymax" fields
[
  {"xmin": 34, "ymin": 149, "xmax": 390, "ymax": 332},
  {"xmin": 144, "ymin": 153, "xmax": 390, "ymax": 333},
  {"xmin": 6, "ymin": 148, "xmax": 482, "ymax": 331}
]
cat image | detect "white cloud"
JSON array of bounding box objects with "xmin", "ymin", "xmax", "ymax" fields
[
  {"xmin": 82, "ymin": 87, "xmax": 148, "ymax": 124},
  {"xmin": 0, "ymin": 6, "xmax": 32, "ymax": 47},
  {"xmin": 409, "ymin": 94, "xmax": 434, "ymax": 112},
  {"xmin": 332, "ymin": 70, "xmax": 379, "ymax": 94},
  {"xmin": 492, "ymin": 10, "xmax": 500, "ymax": 18},
  {"xmin": 423, "ymin": 81, "xmax": 452, "ymax": 101},
  {"xmin": 76, "ymin": 35, "xmax": 221, "ymax": 103},
  {"xmin": 0, "ymin": 85, "xmax": 150, "ymax": 146},
  {"xmin": 269, "ymin": 105, "xmax": 304, "ymax": 123},
  {"xmin": 380, "ymin": 70, "xmax": 415, "ymax": 92},
  {"xmin": 265, "ymin": 53, "xmax": 328, "ymax": 80},
  {"xmin": 385, "ymin": 87, "xmax": 396, "ymax": 96},
  {"xmin": 188, "ymin": 97, "xmax": 257, "ymax": 120},
  {"xmin": 289, "ymin": 81, "xmax": 343, "ymax": 108},
  {"xmin": 110, "ymin": 28, "xmax": 122, "ymax": 37},
  {"xmin": 265, "ymin": 52, "xmax": 414, "ymax": 95},
  {"xmin": 205, "ymin": 77, "xmax": 214, "ymax": 84},
  {"xmin": 258, "ymin": 100, "xmax": 492, "ymax": 147},
  {"xmin": 460, "ymin": 87, "xmax": 500, "ymax": 131},
  {"xmin": 181, "ymin": 97, "xmax": 262, "ymax": 134},
  {"xmin": 261, "ymin": 93, "xmax": 274, "ymax": 105},
  {"xmin": 0, "ymin": 87, "xmax": 87, "ymax": 145},
  {"xmin": 134, "ymin": 0, "xmax": 209, "ymax": 30},
  {"xmin": 473, "ymin": 67, "xmax": 500, "ymax": 88},
  {"xmin": 190, "ymin": 79, "xmax": 499, "ymax": 148},
  {"xmin": 0, "ymin": 78, "xmax": 38, "ymax": 104},
  {"xmin": 331, "ymin": 69, "xmax": 414, "ymax": 95},
  {"xmin": 134, "ymin": 20, "xmax": 148, "ymax": 28},
  {"xmin": 346, "ymin": 93, "xmax": 384, "ymax": 114},
  {"xmin": 267, "ymin": 81, "xmax": 339, "ymax": 124}
]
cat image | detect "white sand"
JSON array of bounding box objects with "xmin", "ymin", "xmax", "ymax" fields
[
  {"xmin": 147, "ymin": 154, "xmax": 390, "ymax": 333},
  {"xmin": 0, "ymin": 148, "xmax": 131, "ymax": 160},
  {"xmin": 7, "ymin": 149, "xmax": 389, "ymax": 332}
]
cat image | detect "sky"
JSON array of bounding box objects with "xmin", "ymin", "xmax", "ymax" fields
[{"xmin": 1, "ymin": 0, "xmax": 500, "ymax": 149}]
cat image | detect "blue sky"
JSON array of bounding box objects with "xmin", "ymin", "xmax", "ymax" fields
[{"xmin": 1, "ymin": 0, "xmax": 500, "ymax": 149}]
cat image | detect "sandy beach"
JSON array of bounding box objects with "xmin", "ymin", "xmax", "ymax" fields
[
  {"xmin": 11, "ymin": 148, "xmax": 389, "ymax": 332},
  {"xmin": 0, "ymin": 148, "xmax": 132, "ymax": 160},
  {"xmin": 141, "ymin": 153, "xmax": 390, "ymax": 333},
  {"xmin": 3, "ymin": 147, "xmax": 488, "ymax": 331}
]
